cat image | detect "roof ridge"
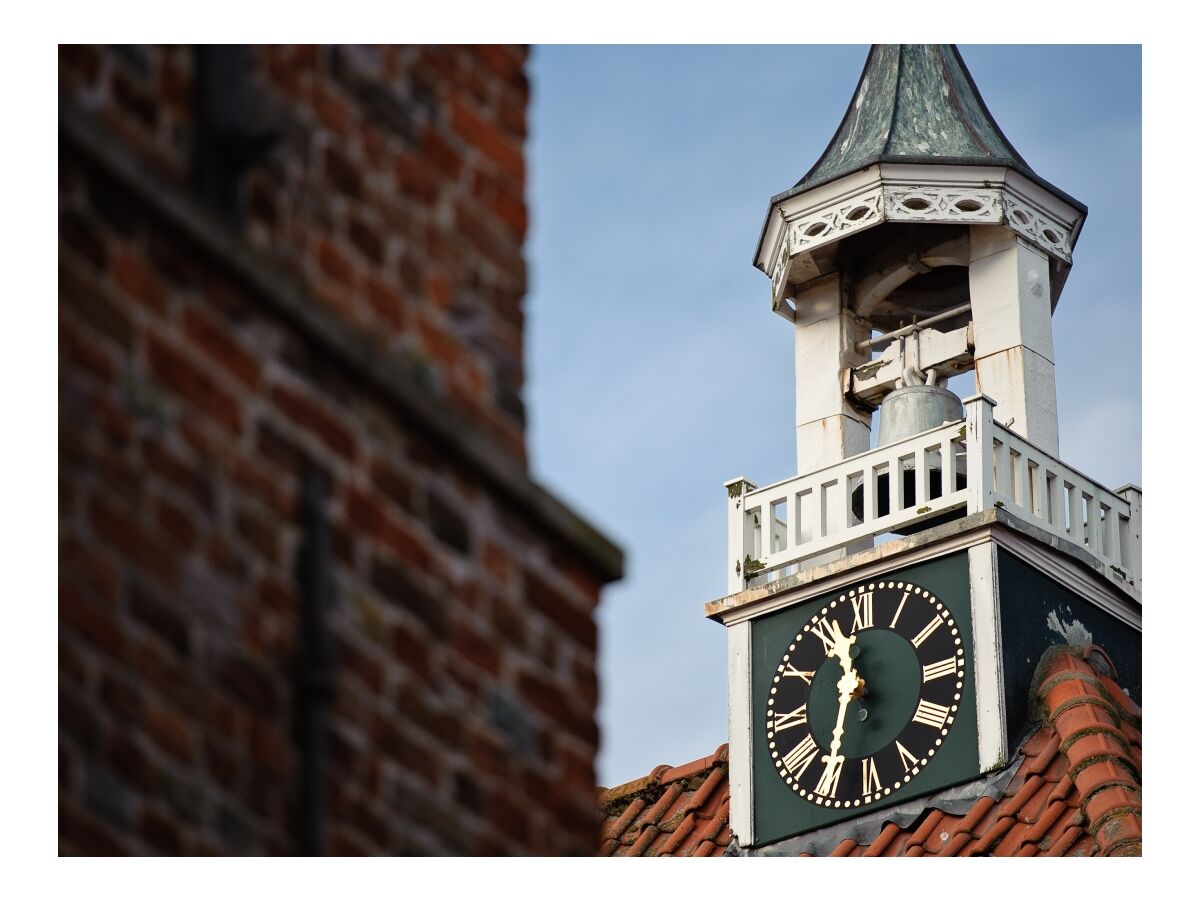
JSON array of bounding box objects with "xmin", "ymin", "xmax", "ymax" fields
[
  {"xmin": 1033, "ymin": 645, "xmax": 1142, "ymax": 857},
  {"xmin": 597, "ymin": 743, "xmax": 730, "ymax": 816}
]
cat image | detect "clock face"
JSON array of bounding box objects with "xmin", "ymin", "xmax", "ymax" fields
[{"xmin": 765, "ymin": 578, "xmax": 967, "ymax": 812}]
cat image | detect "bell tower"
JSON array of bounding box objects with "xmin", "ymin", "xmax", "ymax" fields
[{"xmin": 711, "ymin": 45, "xmax": 1140, "ymax": 853}]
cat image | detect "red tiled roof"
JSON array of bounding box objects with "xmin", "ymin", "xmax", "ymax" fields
[
  {"xmin": 597, "ymin": 745, "xmax": 732, "ymax": 856},
  {"xmin": 598, "ymin": 644, "xmax": 1141, "ymax": 857}
]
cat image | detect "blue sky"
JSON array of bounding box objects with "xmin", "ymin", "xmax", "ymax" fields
[{"xmin": 523, "ymin": 45, "xmax": 1141, "ymax": 787}]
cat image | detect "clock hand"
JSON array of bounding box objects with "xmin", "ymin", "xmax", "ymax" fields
[
  {"xmin": 816, "ymin": 665, "xmax": 862, "ymax": 794},
  {"xmin": 825, "ymin": 619, "xmax": 867, "ymax": 695},
  {"xmin": 826, "ymin": 619, "xmax": 858, "ymax": 674},
  {"xmin": 816, "ymin": 620, "xmax": 867, "ymax": 796}
]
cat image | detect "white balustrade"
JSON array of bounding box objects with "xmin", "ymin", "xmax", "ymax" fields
[{"xmin": 725, "ymin": 394, "xmax": 1141, "ymax": 598}]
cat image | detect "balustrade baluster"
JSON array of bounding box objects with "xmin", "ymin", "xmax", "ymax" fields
[
  {"xmin": 995, "ymin": 439, "xmax": 1013, "ymax": 505},
  {"xmin": 1031, "ymin": 462, "xmax": 1048, "ymax": 523},
  {"xmin": 940, "ymin": 436, "xmax": 955, "ymax": 498},
  {"xmin": 888, "ymin": 455, "xmax": 901, "ymax": 520},
  {"xmin": 915, "ymin": 448, "xmax": 929, "ymax": 507},
  {"xmin": 1103, "ymin": 502, "xmax": 1119, "ymax": 563},
  {"xmin": 862, "ymin": 466, "xmax": 877, "ymax": 525},
  {"xmin": 1066, "ymin": 483, "xmax": 1082, "ymax": 541},
  {"xmin": 1084, "ymin": 493, "xmax": 1100, "ymax": 552}
]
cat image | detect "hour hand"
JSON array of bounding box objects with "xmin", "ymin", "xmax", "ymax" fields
[{"xmin": 826, "ymin": 619, "xmax": 857, "ymax": 674}]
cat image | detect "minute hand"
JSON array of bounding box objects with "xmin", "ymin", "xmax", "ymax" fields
[
  {"xmin": 816, "ymin": 621, "xmax": 864, "ymax": 795},
  {"xmin": 815, "ymin": 670, "xmax": 857, "ymax": 795},
  {"xmin": 828, "ymin": 669, "xmax": 860, "ymax": 758}
]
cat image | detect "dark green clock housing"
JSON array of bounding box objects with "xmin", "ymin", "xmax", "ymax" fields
[{"xmin": 751, "ymin": 551, "xmax": 979, "ymax": 845}]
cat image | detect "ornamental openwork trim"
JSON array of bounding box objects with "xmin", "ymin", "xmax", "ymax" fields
[
  {"xmin": 882, "ymin": 185, "xmax": 1003, "ymax": 223},
  {"xmin": 767, "ymin": 178, "xmax": 1078, "ymax": 303},
  {"xmin": 770, "ymin": 189, "xmax": 884, "ymax": 299},
  {"xmin": 1001, "ymin": 194, "xmax": 1073, "ymax": 263}
]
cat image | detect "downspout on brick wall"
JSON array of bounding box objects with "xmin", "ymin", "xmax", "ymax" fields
[{"xmin": 295, "ymin": 464, "xmax": 333, "ymax": 855}]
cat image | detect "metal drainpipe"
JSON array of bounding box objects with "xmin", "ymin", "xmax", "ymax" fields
[{"xmin": 295, "ymin": 464, "xmax": 332, "ymax": 856}]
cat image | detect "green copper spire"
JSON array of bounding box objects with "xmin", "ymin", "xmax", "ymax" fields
[{"xmin": 783, "ymin": 45, "xmax": 1051, "ymax": 200}]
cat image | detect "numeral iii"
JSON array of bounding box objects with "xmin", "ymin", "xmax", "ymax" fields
[
  {"xmin": 922, "ymin": 657, "xmax": 957, "ymax": 682},
  {"xmin": 912, "ymin": 699, "xmax": 951, "ymax": 729}
]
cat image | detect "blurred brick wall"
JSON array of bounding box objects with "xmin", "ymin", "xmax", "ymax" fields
[{"xmin": 59, "ymin": 45, "xmax": 622, "ymax": 855}]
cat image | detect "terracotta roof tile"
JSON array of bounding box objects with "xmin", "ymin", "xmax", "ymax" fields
[
  {"xmin": 597, "ymin": 743, "xmax": 732, "ymax": 857},
  {"xmin": 1045, "ymin": 824, "xmax": 1088, "ymax": 856},
  {"xmin": 1016, "ymin": 776, "xmax": 1056, "ymax": 820},
  {"xmin": 998, "ymin": 773, "xmax": 1044, "ymax": 818},
  {"xmin": 830, "ymin": 838, "xmax": 858, "ymax": 857},
  {"xmin": 597, "ymin": 644, "xmax": 1140, "ymax": 857},
  {"xmin": 865, "ymin": 821, "xmax": 903, "ymax": 857},
  {"xmin": 904, "ymin": 808, "xmax": 943, "ymax": 852},
  {"xmin": 989, "ymin": 819, "xmax": 1027, "ymax": 857}
]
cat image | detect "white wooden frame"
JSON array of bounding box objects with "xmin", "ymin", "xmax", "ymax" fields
[{"xmin": 726, "ymin": 394, "xmax": 1141, "ymax": 600}]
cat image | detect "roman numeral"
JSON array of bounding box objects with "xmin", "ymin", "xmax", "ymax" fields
[
  {"xmin": 814, "ymin": 756, "xmax": 844, "ymax": 797},
  {"xmin": 851, "ymin": 592, "xmax": 874, "ymax": 632},
  {"xmin": 895, "ymin": 740, "xmax": 919, "ymax": 771},
  {"xmin": 913, "ymin": 699, "xmax": 951, "ymax": 729},
  {"xmin": 862, "ymin": 757, "xmax": 881, "ymax": 796},
  {"xmin": 890, "ymin": 591, "xmax": 910, "ymax": 629},
  {"xmin": 781, "ymin": 734, "xmax": 820, "ymax": 777},
  {"xmin": 922, "ymin": 657, "xmax": 958, "ymax": 682},
  {"xmin": 773, "ymin": 704, "xmax": 808, "ymax": 733},
  {"xmin": 911, "ymin": 615, "xmax": 944, "ymax": 648},
  {"xmin": 810, "ymin": 617, "xmax": 840, "ymax": 654},
  {"xmin": 782, "ymin": 663, "xmax": 814, "ymax": 683}
]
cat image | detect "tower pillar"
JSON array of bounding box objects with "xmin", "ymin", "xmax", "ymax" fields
[
  {"xmin": 968, "ymin": 226, "xmax": 1060, "ymax": 455},
  {"xmin": 793, "ymin": 273, "xmax": 871, "ymax": 473}
]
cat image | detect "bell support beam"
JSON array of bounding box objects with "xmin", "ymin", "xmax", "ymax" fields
[{"xmin": 968, "ymin": 225, "xmax": 1060, "ymax": 456}]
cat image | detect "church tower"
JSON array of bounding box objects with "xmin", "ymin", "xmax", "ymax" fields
[{"xmin": 708, "ymin": 45, "xmax": 1141, "ymax": 852}]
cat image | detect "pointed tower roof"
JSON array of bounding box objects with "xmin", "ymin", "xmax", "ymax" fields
[{"xmin": 773, "ymin": 45, "xmax": 1081, "ymax": 210}]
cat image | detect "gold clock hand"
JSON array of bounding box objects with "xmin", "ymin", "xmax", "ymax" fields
[
  {"xmin": 817, "ymin": 666, "xmax": 861, "ymax": 794},
  {"xmin": 826, "ymin": 619, "xmax": 858, "ymax": 677}
]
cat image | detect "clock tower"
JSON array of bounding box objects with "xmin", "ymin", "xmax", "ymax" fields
[{"xmin": 707, "ymin": 45, "xmax": 1141, "ymax": 852}]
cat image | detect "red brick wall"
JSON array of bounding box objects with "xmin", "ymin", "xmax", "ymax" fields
[
  {"xmin": 60, "ymin": 44, "xmax": 528, "ymax": 458},
  {"xmin": 59, "ymin": 45, "xmax": 617, "ymax": 856}
]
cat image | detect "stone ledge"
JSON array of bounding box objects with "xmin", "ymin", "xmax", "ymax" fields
[{"xmin": 60, "ymin": 107, "xmax": 624, "ymax": 584}]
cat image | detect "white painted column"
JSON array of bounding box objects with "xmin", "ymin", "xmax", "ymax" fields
[
  {"xmin": 967, "ymin": 541, "xmax": 1008, "ymax": 772},
  {"xmin": 726, "ymin": 620, "xmax": 754, "ymax": 847},
  {"xmin": 793, "ymin": 272, "xmax": 871, "ymax": 472},
  {"xmin": 968, "ymin": 226, "xmax": 1060, "ymax": 456}
]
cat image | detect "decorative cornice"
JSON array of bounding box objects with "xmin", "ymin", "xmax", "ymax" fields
[
  {"xmin": 763, "ymin": 165, "xmax": 1083, "ymax": 311},
  {"xmin": 705, "ymin": 508, "xmax": 1140, "ymax": 629}
]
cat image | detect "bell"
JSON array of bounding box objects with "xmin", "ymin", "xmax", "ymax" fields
[
  {"xmin": 877, "ymin": 383, "xmax": 964, "ymax": 447},
  {"xmin": 851, "ymin": 383, "xmax": 967, "ymax": 533}
]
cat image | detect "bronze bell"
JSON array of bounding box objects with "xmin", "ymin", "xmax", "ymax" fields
[{"xmin": 851, "ymin": 381, "xmax": 967, "ymax": 532}]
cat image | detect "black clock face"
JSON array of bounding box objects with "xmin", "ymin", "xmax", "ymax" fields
[{"xmin": 765, "ymin": 578, "xmax": 966, "ymax": 812}]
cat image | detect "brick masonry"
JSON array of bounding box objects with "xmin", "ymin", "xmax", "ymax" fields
[{"xmin": 59, "ymin": 44, "xmax": 622, "ymax": 856}]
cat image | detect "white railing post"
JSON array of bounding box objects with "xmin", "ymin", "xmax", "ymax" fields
[
  {"xmin": 1116, "ymin": 483, "xmax": 1142, "ymax": 589},
  {"xmin": 726, "ymin": 477, "xmax": 757, "ymax": 595},
  {"xmin": 964, "ymin": 394, "xmax": 997, "ymax": 515}
]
